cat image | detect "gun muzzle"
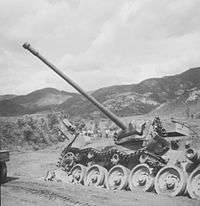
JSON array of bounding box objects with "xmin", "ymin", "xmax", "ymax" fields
[{"xmin": 23, "ymin": 42, "xmax": 30, "ymax": 49}]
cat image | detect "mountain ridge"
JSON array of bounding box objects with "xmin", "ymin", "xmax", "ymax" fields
[{"xmin": 1, "ymin": 67, "xmax": 200, "ymax": 118}]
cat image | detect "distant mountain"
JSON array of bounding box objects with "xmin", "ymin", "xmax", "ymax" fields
[
  {"xmin": 0, "ymin": 94, "xmax": 17, "ymax": 101},
  {"xmin": 58, "ymin": 67, "xmax": 200, "ymax": 118},
  {"xmin": 12, "ymin": 87, "xmax": 74, "ymax": 108},
  {"xmin": 1, "ymin": 68, "xmax": 200, "ymax": 118},
  {"xmin": 0, "ymin": 88, "xmax": 76, "ymax": 116}
]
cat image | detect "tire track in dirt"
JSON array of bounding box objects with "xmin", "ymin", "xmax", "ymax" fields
[
  {"xmin": 2, "ymin": 179, "xmax": 94, "ymax": 206},
  {"xmin": 1, "ymin": 178, "xmax": 200, "ymax": 206}
]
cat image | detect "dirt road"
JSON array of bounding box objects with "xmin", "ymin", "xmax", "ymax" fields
[
  {"xmin": 2, "ymin": 178, "xmax": 199, "ymax": 206},
  {"xmin": 1, "ymin": 144, "xmax": 200, "ymax": 206}
]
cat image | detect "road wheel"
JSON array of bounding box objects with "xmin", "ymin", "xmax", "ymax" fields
[
  {"xmin": 187, "ymin": 166, "xmax": 200, "ymax": 199},
  {"xmin": 129, "ymin": 164, "xmax": 154, "ymax": 192},
  {"xmin": 84, "ymin": 165, "xmax": 107, "ymax": 187},
  {"xmin": 70, "ymin": 164, "xmax": 86, "ymax": 184},
  {"xmin": 155, "ymin": 165, "xmax": 187, "ymax": 197},
  {"xmin": 106, "ymin": 165, "xmax": 130, "ymax": 190}
]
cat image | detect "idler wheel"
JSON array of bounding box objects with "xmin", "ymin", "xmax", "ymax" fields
[
  {"xmin": 59, "ymin": 152, "xmax": 76, "ymax": 170},
  {"xmin": 70, "ymin": 164, "xmax": 86, "ymax": 184},
  {"xmin": 187, "ymin": 166, "xmax": 200, "ymax": 199},
  {"xmin": 155, "ymin": 165, "xmax": 187, "ymax": 197},
  {"xmin": 106, "ymin": 165, "xmax": 130, "ymax": 190},
  {"xmin": 129, "ymin": 164, "xmax": 154, "ymax": 192},
  {"xmin": 84, "ymin": 165, "xmax": 107, "ymax": 187}
]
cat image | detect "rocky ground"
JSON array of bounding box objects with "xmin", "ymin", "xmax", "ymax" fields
[{"xmin": 1, "ymin": 142, "xmax": 200, "ymax": 206}]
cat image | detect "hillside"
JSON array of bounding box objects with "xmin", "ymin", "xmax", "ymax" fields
[
  {"xmin": 59, "ymin": 67, "xmax": 200, "ymax": 118},
  {"xmin": 0, "ymin": 94, "xmax": 16, "ymax": 101},
  {"xmin": 0, "ymin": 88, "xmax": 76, "ymax": 116},
  {"xmin": 1, "ymin": 68, "xmax": 200, "ymax": 118}
]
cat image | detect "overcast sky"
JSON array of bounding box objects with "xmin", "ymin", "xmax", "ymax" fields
[{"xmin": 1, "ymin": 0, "xmax": 200, "ymax": 95}]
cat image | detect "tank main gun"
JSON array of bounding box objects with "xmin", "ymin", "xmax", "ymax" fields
[{"xmin": 23, "ymin": 43, "xmax": 127, "ymax": 131}]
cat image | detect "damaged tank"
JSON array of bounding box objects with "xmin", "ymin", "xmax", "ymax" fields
[{"xmin": 23, "ymin": 43, "xmax": 200, "ymax": 200}]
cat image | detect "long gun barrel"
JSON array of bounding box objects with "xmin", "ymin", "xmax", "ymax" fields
[{"xmin": 23, "ymin": 43, "xmax": 127, "ymax": 131}]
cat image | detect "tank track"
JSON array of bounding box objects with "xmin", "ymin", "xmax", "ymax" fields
[{"xmin": 56, "ymin": 146, "xmax": 200, "ymax": 200}]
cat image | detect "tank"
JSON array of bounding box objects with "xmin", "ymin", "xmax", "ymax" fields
[{"xmin": 23, "ymin": 43, "xmax": 200, "ymax": 199}]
